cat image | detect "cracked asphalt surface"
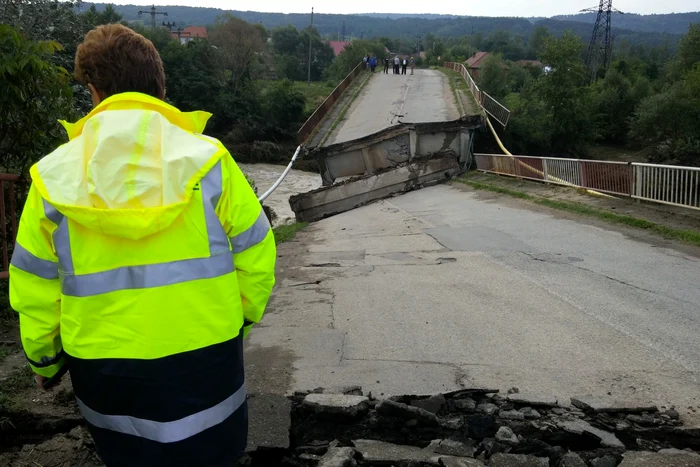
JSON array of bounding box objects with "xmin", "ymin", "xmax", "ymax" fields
[
  {"xmin": 326, "ymin": 69, "xmax": 460, "ymax": 146},
  {"xmin": 245, "ymin": 183, "xmax": 700, "ymax": 447}
]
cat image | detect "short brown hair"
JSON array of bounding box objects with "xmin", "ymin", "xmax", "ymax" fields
[{"xmin": 75, "ymin": 24, "xmax": 166, "ymax": 100}]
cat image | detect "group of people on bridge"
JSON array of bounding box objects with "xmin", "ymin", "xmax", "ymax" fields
[{"xmin": 363, "ymin": 54, "xmax": 415, "ymax": 75}]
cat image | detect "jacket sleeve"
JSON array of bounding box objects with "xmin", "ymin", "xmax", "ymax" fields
[
  {"xmin": 217, "ymin": 154, "xmax": 276, "ymax": 337},
  {"xmin": 9, "ymin": 184, "xmax": 65, "ymax": 378}
]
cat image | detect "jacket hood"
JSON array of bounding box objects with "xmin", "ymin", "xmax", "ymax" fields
[{"xmin": 31, "ymin": 93, "xmax": 225, "ymax": 240}]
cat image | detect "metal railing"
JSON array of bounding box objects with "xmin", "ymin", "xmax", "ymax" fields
[
  {"xmin": 634, "ymin": 163, "xmax": 700, "ymax": 209},
  {"xmin": 481, "ymin": 92, "xmax": 511, "ymax": 128},
  {"xmin": 0, "ymin": 174, "xmax": 21, "ymax": 279},
  {"xmin": 443, "ymin": 62, "xmax": 512, "ymax": 128},
  {"xmin": 475, "ymin": 154, "xmax": 700, "ymax": 211},
  {"xmin": 297, "ymin": 61, "xmax": 365, "ymax": 144},
  {"xmin": 444, "ymin": 61, "xmax": 481, "ymax": 104}
]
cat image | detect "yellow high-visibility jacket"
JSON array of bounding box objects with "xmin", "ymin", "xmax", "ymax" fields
[{"xmin": 9, "ymin": 93, "xmax": 276, "ymax": 465}]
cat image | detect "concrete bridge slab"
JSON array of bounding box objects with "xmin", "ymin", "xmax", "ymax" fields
[{"xmin": 327, "ymin": 70, "xmax": 461, "ymax": 146}]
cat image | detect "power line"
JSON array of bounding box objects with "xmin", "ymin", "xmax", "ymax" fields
[
  {"xmin": 138, "ymin": 4, "xmax": 168, "ymax": 30},
  {"xmin": 307, "ymin": 7, "xmax": 314, "ymax": 87}
]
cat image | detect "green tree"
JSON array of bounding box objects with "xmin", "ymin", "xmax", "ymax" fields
[
  {"xmin": 324, "ymin": 39, "xmax": 386, "ymax": 80},
  {"xmin": 505, "ymin": 32, "xmax": 594, "ymax": 156},
  {"xmin": 674, "ymin": 23, "xmax": 700, "ymax": 75},
  {"xmin": 537, "ymin": 32, "xmax": 594, "ymax": 155},
  {"xmin": 0, "ymin": 26, "xmax": 73, "ymax": 174},
  {"xmin": 630, "ymin": 66, "xmax": 700, "ymax": 165},
  {"xmin": 271, "ymin": 25, "xmax": 300, "ymax": 55},
  {"xmin": 478, "ymin": 54, "xmax": 509, "ymax": 99},
  {"xmin": 83, "ymin": 4, "xmax": 123, "ymax": 27},
  {"xmin": 529, "ymin": 26, "xmax": 551, "ymax": 58},
  {"xmin": 209, "ymin": 14, "xmax": 265, "ymax": 94}
]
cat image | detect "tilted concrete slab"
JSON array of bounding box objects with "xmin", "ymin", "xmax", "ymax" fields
[
  {"xmin": 289, "ymin": 156, "xmax": 460, "ymax": 223},
  {"xmin": 316, "ymin": 119, "xmax": 479, "ymax": 186}
]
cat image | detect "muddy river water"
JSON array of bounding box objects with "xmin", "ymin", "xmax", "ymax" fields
[{"xmin": 237, "ymin": 162, "xmax": 322, "ymax": 225}]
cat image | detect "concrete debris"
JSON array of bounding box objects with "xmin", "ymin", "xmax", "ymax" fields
[
  {"xmin": 519, "ymin": 407, "xmax": 541, "ymax": 420},
  {"xmin": 495, "ymin": 427, "xmax": 520, "ymax": 446},
  {"xmin": 454, "ymin": 399, "xmax": 477, "ymax": 411},
  {"xmin": 559, "ymin": 452, "xmax": 587, "ymax": 467},
  {"xmin": 590, "ymin": 455, "xmax": 619, "ymax": 467},
  {"xmin": 431, "ymin": 439, "xmax": 476, "ymax": 457},
  {"xmin": 489, "ymin": 453, "xmax": 549, "ymax": 467},
  {"xmin": 477, "ymin": 403, "xmax": 499, "ymax": 416},
  {"xmin": 440, "ymin": 458, "xmax": 486, "ymax": 467},
  {"xmin": 571, "ymin": 396, "xmax": 657, "ymax": 414},
  {"xmin": 556, "ymin": 418, "xmax": 625, "ymax": 449},
  {"xmin": 376, "ymin": 399, "xmax": 440, "ymax": 426},
  {"xmin": 281, "ymin": 388, "xmax": 700, "ymax": 467},
  {"xmin": 506, "ymin": 393, "xmax": 559, "ymax": 408},
  {"xmin": 318, "ymin": 447, "xmax": 357, "ymax": 467},
  {"xmin": 353, "ymin": 439, "xmax": 435, "ymax": 464},
  {"xmin": 499, "ymin": 410, "xmax": 526, "ymax": 421},
  {"xmin": 619, "ymin": 449, "xmax": 700, "ymax": 467},
  {"xmin": 303, "ymin": 394, "xmax": 370, "ymax": 420},
  {"xmin": 412, "ymin": 394, "xmax": 447, "ymax": 414}
]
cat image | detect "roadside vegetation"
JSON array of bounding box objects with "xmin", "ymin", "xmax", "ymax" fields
[{"xmin": 273, "ymin": 223, "xmax": 308, "ymax": 244}]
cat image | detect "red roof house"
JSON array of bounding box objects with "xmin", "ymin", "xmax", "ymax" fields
[
  {"xmin": 466, "ymin": 51, "xmax": 489, "ymax": 69},
  {"xmin": 330, "ymin": 40, "xmax": 351, "ymax": 56},
  {"xmin": 173, "ymin": 26, "xmax": 207, "ymax": 44}
]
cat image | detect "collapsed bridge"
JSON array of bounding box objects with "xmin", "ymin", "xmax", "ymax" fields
[{"xmin": 290, "ymin": 65, "xmax": 488, "ymax": 222}]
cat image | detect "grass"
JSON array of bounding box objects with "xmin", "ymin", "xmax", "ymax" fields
[
  {"xmin": 438, "ymin": 66, "xmax": 481, "ymax": 117},
  {"xmin": 457, "ymin": 177, "xmax": 700, "ymax": 247},
  {"xmin": 293, "ymin": 81, "xmax": 337, "ymax": 116},
  {"xmin": 273, "ymin": 222, "xmax": 308, "ymax": 244}
]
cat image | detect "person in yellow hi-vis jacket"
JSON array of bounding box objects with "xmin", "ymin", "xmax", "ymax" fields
[{"xmin": 9, "ymin": 24, "xmax": 276, "ymax": 466}]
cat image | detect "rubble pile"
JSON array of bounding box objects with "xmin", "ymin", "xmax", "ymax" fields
[{"xmin": 275, "ymin": 387, "xmax": 700, "ymax": 467}]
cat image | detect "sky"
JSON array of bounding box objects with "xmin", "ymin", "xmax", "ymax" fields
[{"xmin": 110, "ymin": 0, "xmax": 698, "ymax": 18}]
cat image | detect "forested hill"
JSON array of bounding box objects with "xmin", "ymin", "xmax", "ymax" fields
[
  {"xmin": 85, "ymin": 3, "xmax": 694, "ymax": 47},
  {"xmin": 550, "ymin": 12, "xmax": 700, "ymax": 35}
]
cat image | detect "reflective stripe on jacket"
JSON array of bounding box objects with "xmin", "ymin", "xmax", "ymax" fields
[{"xmin": 9, "ymin": 92, "xmax": 276, "ymax": 463}]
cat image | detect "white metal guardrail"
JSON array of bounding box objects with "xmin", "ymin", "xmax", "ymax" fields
[
  {"xmin": 481, "ymin": 92, "xmax": 511, "ymax": 128},
  {"xmin": 634, "ymin": 163, "xmax": 700, "ymax": 209},
  {"xmin": 476, "ymin": 154, "xmax": 700, "ymax": 211},
  {"xmin": 446, "ymin": 62, "xmax": 482, "ymax": 104},
  {"xmin": 444, "ymin": 62, "xmax": 511, "ymax": 128}
]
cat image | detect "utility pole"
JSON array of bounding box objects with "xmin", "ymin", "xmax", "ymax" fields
[
  {"xmin": 342, "ymin": 20, "xmax": 346, "ymax": 41},
  {"xmin": 138, "ymin": 5, "xmax": 168, "ymax": 30},
  {"xmin": 163, "ymin": 21, "xmax": 190, "ymax": 43},
  {"xmin": 307, "ymin": 7, "xmax": 314, "ymax": 87},
  {"xmin": 581, "ymin": 0, "xmax": 624, "ymax": 81}
]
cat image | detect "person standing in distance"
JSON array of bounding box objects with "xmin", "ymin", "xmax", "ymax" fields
[
  {"xmin": 9, "ymin": 24, "xmax": 276, "ymax": 467},
  {"xmin": 384, "ymin": 56, "xmax": 390, "ymax": 74}
]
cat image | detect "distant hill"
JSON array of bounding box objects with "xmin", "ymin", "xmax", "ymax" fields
[
  {"xmin": 84, "ymin": 3, "xmax": 693, "ymax": 48},
  {"xmin": 359, "ymin": 13, "xmax": 459, "ymax": 20},
  {"xmin": 552, "ymin": 12, "xmax": 700, "ymax": 35}
]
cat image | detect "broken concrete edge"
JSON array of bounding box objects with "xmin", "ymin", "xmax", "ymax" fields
[
  {"xmin": 279, "ymin": 386, "xmax": 700, "ymax": 467},
  {"xmin": 289, "ymin": 156, "xmax": 460, "ymax": 223},
  {"xmin": 306, "ymin": 117, "xmax": 482, "ymax": 156},
  {"xmin": 570, "ymin": 396, "xmax": 659, "ymax": 415}
]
